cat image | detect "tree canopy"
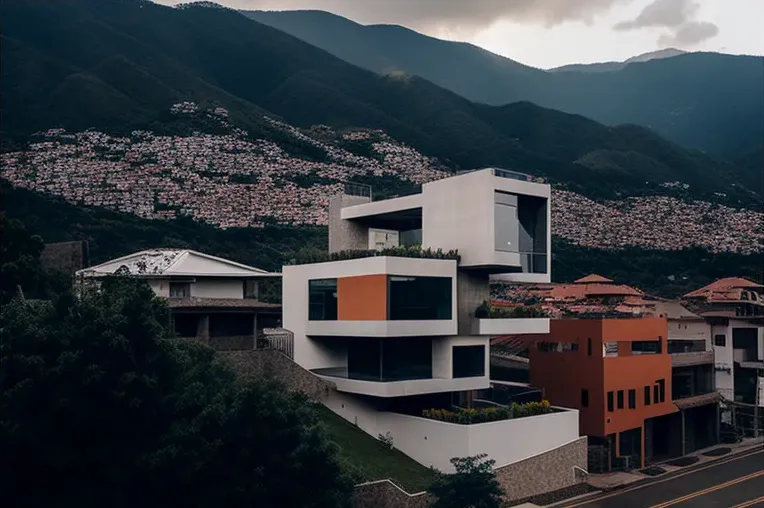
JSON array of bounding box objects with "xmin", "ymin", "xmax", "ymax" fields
[
  {"xmin": 0, "ymin": 276, "xmax": 353, "ymax": 508},
  {"xmin": 428, "ymin": 454, "xmax": 505, "ymax": 508}
]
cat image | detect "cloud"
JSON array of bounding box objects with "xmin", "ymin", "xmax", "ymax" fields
[
  {"xmin": 658, "ymin": 21, "xmax": 720, "ymax": 46},
  {"xmin": 179, "ymin": 0, "xmax": 634, "ymax": 30},
  {"xmin": 614, "ymin": 0, "xmax": 697, "ymax": 30},
  {"xmin": 613, "ymin": 0, "xmax": 718, "ymax": 46}
]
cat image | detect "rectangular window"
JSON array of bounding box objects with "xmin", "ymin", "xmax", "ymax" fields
[
  {"xmin": 587, "ymin": 338, "xmax": 592, "ymax": 356},
  {"xmin": 388, "ymin": 276, "xmax": 452, "ymax": 320},
  {"xmin": 581, "ymin": 389, "xmax": 589, "ymax": 408},
  {"xmin": 631, "ymin": 341, "xmax": 661, "ymax": 354},
  {"xmin": 244, "ymin": 279, "xmax": 258, "ymax": 299},
  {"xmin": 494, "ymin": 191, "xmax": 519, "ymax": 253},
  {"xmin": 308, "ymin": 279, "xmax": 338, "ymax": 320},
  {"xmin": 714, "ymin": 334, "xmax": 726, "ymax": 347},
  {"xmin": 657, "ymin": 379, "xmax": 666, "ymax": 403},
  {"xmin": 654, "ymin": 384, "xmax": 660, "ymax": 404},
  {"xmin": 453, "ymin": 345, "xmax": 486, "ymax": 378},
  {"xmin": 607, "ymin": 391, "xmax": 614, "ymax": 412},
  {"xmin": 628, "ymin": 389, "xmax": 636, "ymax": 409},
  {"xmin": 644, "ymin": 386, "xmax": 651, "ymax": 406},
  {"xmin": 617, "ymin": 390, "xmax": 624, "ymax": 409},
  {"xmin": 169, "ymin": 282, "xmax": 190, "ymax": 299}
]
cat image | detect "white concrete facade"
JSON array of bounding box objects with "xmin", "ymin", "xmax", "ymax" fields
[
  {"xmin": 337, "ymin": 168, "xmax": 552, "ymax": 282},
  {"xmin": 472, "ymin": 318, "xmax": 550, "ymax": 336},
  {"xmin": 323, "ymin": 389, "xmax": 580, "ymax": 473},
  {"xmin": 711, "ymin": 319, "xmax": 764, "ymax": 406}
]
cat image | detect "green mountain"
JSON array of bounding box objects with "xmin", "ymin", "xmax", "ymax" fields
[
  {"xmin": 550, "ymin": 48, "xmax": 688, "ymax": 73},
  {"xmin": 2, "ymin": 0, "xmax": 758, "ymax": 205},
  {"xmin": 244, "ymin": 10, "xmax": 764, "ymax": 158}
]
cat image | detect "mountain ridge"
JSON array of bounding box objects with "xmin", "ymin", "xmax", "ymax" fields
[{"xmin": 243, "ymin": 9, "xmax": 764, "ymax": 157}]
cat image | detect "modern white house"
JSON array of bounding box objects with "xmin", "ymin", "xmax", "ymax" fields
[
  {"xmin": 76, "ymin": 249, "xmax": 282, "ymax": 349},
  {"xmin": 283, "ymin": 168, "xmax": 586, "ymax": 488},
  {"xmin": 681, "ymin": 278, "xmax": 764, "ymax": 409}
]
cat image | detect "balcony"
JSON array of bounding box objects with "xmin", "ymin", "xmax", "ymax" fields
[
  {"xmin": 306, "ymin": 319, "xmax": 456, "ymax": 337},
  {"xmin": 671, "ymin": 350, "xmax": 715, "ymax": 367},
  {"xmin": 471, "ymin": 301, "xmax": 550, "ymax": 336},
  {"xmin": 472, "ymin": 318, "xmax": 549, "ymax": 336},
  {"xmin": 313, "ymin": 367, "xmax": 489, "ymax": 397}
]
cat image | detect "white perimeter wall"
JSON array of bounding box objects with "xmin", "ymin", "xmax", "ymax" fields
[{"xmin": 324, "ymin": 390, "xmax": 580, "ymax": 473}]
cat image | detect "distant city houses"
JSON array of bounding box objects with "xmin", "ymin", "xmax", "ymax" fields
[{"xmin": 1, "ymin": 103, "xmax": 761, "ymax": 255}]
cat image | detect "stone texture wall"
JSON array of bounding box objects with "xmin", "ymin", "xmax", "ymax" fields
[
  {"xmin": 216, "ymin": 349, "xmax": 334, "ymax": 401},
  {"xmin": 352, "ymin": 481, "xmax": 432, "ymax": 508},
  {"xmin": 41, "ymin": 240, "xmax": 89, "ymax": 274},
  {"xmin": 494, "ymin": 436, "xmax": 588, "ymax": 501},
  {"xmin": 329, "ymin": 194, "xmax": 372, "ymax": 253}
]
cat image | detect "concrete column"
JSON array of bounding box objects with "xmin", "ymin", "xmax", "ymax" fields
[
  {"xmin": 328, "ymin": 195, "xmax": 370, "ymax": 253},
  {"xmin": 640, "ymin": 423, "xmax": 646, "ymax": 469},
  {"xmin": 197, "ymin": 314, "xmax": 210, "ymax": 344},
  {"xmin": 456, "ymin": 271, "xmax": 490, "ymax": 336},
  {"xmin": 681, "ymin": 410, "xmax": 686, "ymax": 456},
  {"xmin": 716, "ymin": 403, "xmax": 721, "ymax": 445}
]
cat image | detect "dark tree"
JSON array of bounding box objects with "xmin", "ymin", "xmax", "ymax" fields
[
  {"xmin": 0, "ymin": 277, "xmax": 352, "ymax": 508},
  {"xmin": 428, "ymin": 454, "xmax": 505, "ymax": 508}
]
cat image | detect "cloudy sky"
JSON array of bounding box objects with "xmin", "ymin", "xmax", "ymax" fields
[{"xmin": 160, "ymin": 0, "xmax": 764, "ymax": 68}]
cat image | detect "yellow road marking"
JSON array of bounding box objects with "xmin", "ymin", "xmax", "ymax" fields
[
  {"xmin": 729, "ymin": 496, "xmax": 764, "ymax": 508},
  {"xmin": 649, "ymin": 470, "xmax": 764, "ymax": 508},
  {"xmin": 565, "ymin": 448, "xmax": 764, "ymax": 508}
]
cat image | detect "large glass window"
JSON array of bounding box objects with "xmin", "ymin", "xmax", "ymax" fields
[
  {"xmin": 453, "ymin": 345, "xmax": 486, "ymax": 378},
  {"xmin": 494, "ymin": 191, "xmax": 518, "ymax": 253},
  {"xmin": 388, "ymin": 276, "xmax": 452, "ymax": 320},
  {"xmin": 347, "ymin": 337, "xmax": 432, "ymax": 381},
  {"xmin": 309, "ymin": 279, "xmax": 337, "ymax": 320}
]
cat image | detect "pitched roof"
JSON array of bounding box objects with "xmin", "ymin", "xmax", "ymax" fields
[
  {"xmin": 574, "ymin": 274, "xmax": 613, "ymax": 284},
  {"xmin": 77, "ymin": 249, "xmax": 279, "ymax": 278},
  {"xmin": 684, "ymin": 277, "xmax": 764, "ymax": 299}
]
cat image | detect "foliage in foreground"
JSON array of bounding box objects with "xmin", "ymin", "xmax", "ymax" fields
[
  {"xmin": 422, "ymin": 400, "xmax": 553, "ymax": 424},
  {"xmin": 0, "ymin": 278, "xmax": 352, "ymax": 508},
  {"xmin": 428, "ymin": 454, "xmax": 505, "ymax": 508}
]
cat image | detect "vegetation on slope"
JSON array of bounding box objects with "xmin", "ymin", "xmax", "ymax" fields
[
  {"xmin": 315, "ymin": 405, "xmax": 437, "ymax": 492},
  {"xmin": 2, "ymin": 0, "xmax": 759, "ymax": 205},
  {"xmin": 3, "ymin": 182, "xmax": 760, "ymax": 299}
]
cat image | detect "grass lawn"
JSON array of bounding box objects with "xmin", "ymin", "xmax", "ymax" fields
[{"xmin": 314, "ymin": 404, "xmax": 438, "ymax": 493}]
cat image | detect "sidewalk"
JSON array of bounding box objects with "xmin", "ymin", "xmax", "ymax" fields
[{"xmin": 586, "ymin": 437, "xmax": 764, "ymax": 492}]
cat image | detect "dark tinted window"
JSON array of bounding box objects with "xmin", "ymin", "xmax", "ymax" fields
[
  {"xmin": 388, "ymin": 276, "xmax": 452, "ymax": 320},
  {"xmin": 617, "ymin": 390, "xmax": 624, "ymax": 409},
  {"xmin": 581, "ymin": 389, "xmax": 589, "ymax": 408},
  {"xmin": 607, "ymin": 391, "xmax": 614, "ymax": 412},
  {"xmin": 309, "ymin": 279, "xmax": 337, "ymax": 320},
  {"xmin": 644, "ymin": 386, "xmax": 651, "ymax": 405},
  {"xmin": 714, "ymin": 334, "xmax": 726, "ymax": 347},
  {"xmin": 453, "ymin": 345, "xmax": 485, "ymax": 378},
  {"xmin": 628, "ymin": 389, "xmax": 636, "ymax": 409}
]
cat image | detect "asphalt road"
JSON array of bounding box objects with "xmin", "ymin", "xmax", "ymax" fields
[{"xmin": 565, "ymin": 447, "xmax": 764, "ymax": 508}]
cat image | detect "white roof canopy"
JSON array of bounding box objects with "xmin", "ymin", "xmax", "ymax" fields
[{"xmin": 76, "ymin": 249, "xmax": 280, "ymax": 278}]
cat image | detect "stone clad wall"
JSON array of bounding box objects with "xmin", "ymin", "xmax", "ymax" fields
[
  {"xmin": 216, "ymin": 349, "xmax": 334, "ymax": 401},
  {"xmin": 352, "ymin": 481, "xmax": 432, "ymax": 508},
  {"xmin": 494, "ymin": 436, "xmax": 588, "ymax": 501}
]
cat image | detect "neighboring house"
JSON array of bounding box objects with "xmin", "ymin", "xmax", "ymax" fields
[
  {"xmin": 519, "ymin": 315, "xmax": 719, "ymax": 471},
  {"xmin": 76, "ymin": 249, "xmax": 282, "ymax": 350},
  {"xmin": 682, "ymin": 278, "xmax": 764, "ymax": 410},
  {"xmin": 283, "ymin": 168, "xmax": 587, "ymax": 498}
]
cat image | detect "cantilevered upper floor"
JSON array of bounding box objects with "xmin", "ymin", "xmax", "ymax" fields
[{"xmin": 330, "ymin": 168, "xmax": 551, "ymax": 283}]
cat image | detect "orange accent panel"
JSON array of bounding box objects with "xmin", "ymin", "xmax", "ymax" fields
[{"xmin": 337, "ymin": 275, "xmax": 388, "ymax": 320}]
